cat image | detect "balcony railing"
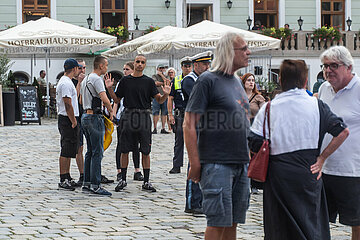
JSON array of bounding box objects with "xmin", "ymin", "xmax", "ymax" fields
[{"xmin": 254, "ymin": 30, "xmax": 360, "ymax": 56}]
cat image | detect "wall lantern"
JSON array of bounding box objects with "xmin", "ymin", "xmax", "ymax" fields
[
  {"xmin": 227, "ymin": 0, "xmax": 233, "ymax": 9},
  {"xmin": 246, "ymin": 16, "xmax": 252, "ymax": 31},
  {"xmin": 297, "ymin": 16, "xmax": 304, "ymax": 31},
  {"xmin": 165, "ymin": 0, "xmax": 171, "ymax": 9},
  {"xmin": 346, "ymin": 17, "xmax": 352, "ymax": 31},
  {"xmin": 134, "ymin": 15, "xmax": 140, "ymax": 30},
  {"xmin": 87, "ymin": 14, "xmax": 93, "ymax": 29}
]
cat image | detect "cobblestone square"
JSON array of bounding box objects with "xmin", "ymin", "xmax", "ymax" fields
[{"xmin": 0, "ymin": 118, "xmax": 351, "ymax": 239}]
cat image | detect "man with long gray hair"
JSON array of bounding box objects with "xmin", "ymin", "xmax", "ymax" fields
[
  {"xmin": 318, "ymin": 46, "xmax": 360, "ymax": 240},
  {"xmin": 183, "ymin": 32, "xmax": 251, "ymax": 239}
]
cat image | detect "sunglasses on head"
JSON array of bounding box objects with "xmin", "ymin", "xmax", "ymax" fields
[{"xmin": 136, "ymin": 60, "xmax": 146, "ymax": 64}]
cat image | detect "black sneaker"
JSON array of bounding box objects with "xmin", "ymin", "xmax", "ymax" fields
[
  {"xmin": 101, "ymin": 175, "xmax": 114, "ymax": 184},
  {"xmin": 160, "ymin": 129, "xmax": 170, "ymax": 134},
  {"xmin": 142, "ymin": 182, "xmax": 156, "ymax": 192},
  {"xmin": 116, "ymin": 172, "xmax": 122, "ymax": 182},
  {"xmin": 152, "ymin": 129, "xmax": 157, "ymax": 134},
  {"xmin": 91, "ymin": 187, "xmax": 112, "ymax": 196},
  {"xmin": 251, "ymin": 187, "xmax": 259, "ymax": 194},
  {"xmin": 58, "ymin": 179, "xmax": 75, "ymax": 191},
  {"xmin": 115, "ymin": 180, "xmax": 127, "ymax": 192},
  {"xmin": 169, "ymin": 167, "xmax": 181, "ymax": 174},
  {"xmin": 73, "ymin": 176, "xmax": 83, "ymax": 187},
  {"xmin": 184, "ymin": 208, "xmax": 203, "ymax": 214},
  {"xmin": 82, "ymin": 185, "xmax": 91, "ymax": 193},
  {"xmin": 133, "ymin": 172, "xmax": 144, "ymax": 181}
]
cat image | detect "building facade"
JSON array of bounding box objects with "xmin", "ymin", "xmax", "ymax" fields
[{"xmin": 1, "ymin": 0, "xmax": 360, "ymax": 88}]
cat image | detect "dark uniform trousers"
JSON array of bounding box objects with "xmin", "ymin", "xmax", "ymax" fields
[{"xmin": 172, "ymin": 114, "xmax": 184, "ymax": 168}]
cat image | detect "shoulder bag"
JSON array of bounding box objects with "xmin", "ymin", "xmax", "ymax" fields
[{"xmin": 247, "ymin": 101, "xmax": 271, "ymax": 182}]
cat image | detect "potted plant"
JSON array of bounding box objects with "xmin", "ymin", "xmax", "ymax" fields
[
  {"xmin": 0, "ymin": 54, "xmax": 15, "ymax": 125},
  {"xmin": 99, "ymin": 25, "xmax": 129, "ymax": 44},
  {"xmin": 260, "ymin": 27, "xmax": 293, "ymax": 49},
  {"xmin": 144, "ymin": 25, "xmax": 160, "ymax": 34},
  {"xmin": 313, "ymin": 26, "xmax": 341, "ymax": 48}
]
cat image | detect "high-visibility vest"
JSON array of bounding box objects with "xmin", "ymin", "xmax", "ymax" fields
[{"xmin": 174, "ymin": 75, "xmax": 183, "ymax": 90}]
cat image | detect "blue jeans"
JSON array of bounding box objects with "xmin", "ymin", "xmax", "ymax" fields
[{"xmin": 81, "ymin": 114, "xmax": 105, "ymax": 188}]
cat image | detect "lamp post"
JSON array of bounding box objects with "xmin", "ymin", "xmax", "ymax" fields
[
  {"xmin": 227, "ymin": 0, "xmax": 233, "ymax": 9},
  {"xmin": 87, "ymin": 14, "xmax": 93, "ymax": 29},
  {"xmin": 165, "ymin": 0, "xmax": 170, "ymax": 9},
  {"xmin": 134, "ymin": 15, "xmax": 140, "ymax": 30},
  {"xmin": 246, "ymin": 16, "xmax": 252, "ymax": 31},
  {"xmin": 346, "ymin": 17, "xmax": 352, "ymax": 31},
  {"xmin": 297, "ymin": 16, "xmax": 303, "ymax": 31}
]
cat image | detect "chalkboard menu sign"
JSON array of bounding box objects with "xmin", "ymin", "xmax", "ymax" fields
[{"xmin": 17, "ymin": 86, "xmax": 41, "ymax": 125}]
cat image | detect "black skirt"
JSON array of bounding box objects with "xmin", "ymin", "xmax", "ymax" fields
[{"xmin": 264, "ymin": 150, "xmax": 330, "ymax": 240}]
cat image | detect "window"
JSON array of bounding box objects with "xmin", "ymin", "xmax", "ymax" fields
[
  {"xmin": 321, "ymin": 0, "xmax": 344, "ymax": 30},
  {"xmin": 100, "ymin": 0, "xmax": 127, "ymax": 28},
  {"xmin": 187, "ymin": 4, "xmax": 213, "ymax": 26},
  {"xmin": 22, "ymin": 0, "xmax": 50, "ymax": 22},
  {"xmin": 254, "ymin": 0, "xmax": 278, "ymax": 28}
]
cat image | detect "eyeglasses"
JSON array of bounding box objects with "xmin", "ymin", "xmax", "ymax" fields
[
  {"xmin": 321, "ymin": 63, "xmax": 344, "ymax": 71},
  {"xmin": 123, "ymin": 68, "xmax": 130, "ymax": 71},
  {"xmin": 234, "ymin": 46, "xmax": 248, "ymax": 51},
  {"xmin": 136, "ymin": 60, "xmax": 146, "ymax": 64}
]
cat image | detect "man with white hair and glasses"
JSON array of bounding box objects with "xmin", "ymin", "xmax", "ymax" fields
[
  {"xmin": 184, "ymin": 32, "xmax": 251, "ymax": 240},
  {"xmin": 318, "ymin": 46, "xmax": 360, "ymax": 240}
]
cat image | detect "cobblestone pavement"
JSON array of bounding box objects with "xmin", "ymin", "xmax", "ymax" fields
[{"xmin": 0, "ymin": 118, "xmax": 351, "ymax": 239}]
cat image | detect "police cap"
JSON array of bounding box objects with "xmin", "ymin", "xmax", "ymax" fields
[{"xmin": 190, "ymin": 51, "xmax": 213, "ymax": 63}]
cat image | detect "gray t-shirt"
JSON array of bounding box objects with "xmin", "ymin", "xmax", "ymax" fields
[
  {"xmin": 81, "ymin": 73, "xmax": 106, "ymax": 110},
  {"xmin": 186, "ymin": 71, "xmax": 250, "ymax": 164}
]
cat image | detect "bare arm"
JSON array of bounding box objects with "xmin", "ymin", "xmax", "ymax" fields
[
  {"xmin": 183, "ymin": 112, "xmax": 202, "ymax": 183},
  {"xmin": 63, "ymin": 97, "xmax": 77, "ymax": 128},
  {"xmin": 99, "ymin": 91, "xmax": 113, "ymax": 120},
  {"xmin": 311, "ymin": 128, "xmax": 350, "ymax": 180},
  {"xmin": 113, "ymin": 102, "xmax": 118, "ymax": 118},
  {"xmin": 168, "ymin": 96, "xmax": 175, "ymax": 125}
]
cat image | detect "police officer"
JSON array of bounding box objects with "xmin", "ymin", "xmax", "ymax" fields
[
  {"xmin": 168, "ymin": 56, "xmax": 193, "ymax": 174},
  {"xmin": 182, "ymin": 51, "xmax": 212, "ymax": 214}
]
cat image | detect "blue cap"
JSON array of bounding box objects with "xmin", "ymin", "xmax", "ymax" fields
[{"xmin": 64, "ymin": 58, "xmax": 80, "ymax": 70}]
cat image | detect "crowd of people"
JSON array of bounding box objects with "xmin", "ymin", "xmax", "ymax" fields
[{"xmin": 55, "ymin": 32, "xmax": 359, "ymax": 240}]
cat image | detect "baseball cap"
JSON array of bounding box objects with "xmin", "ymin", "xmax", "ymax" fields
[
  {"xmin": 64, "ymin": 58, "xmax": 81, "ymax": 70},
  {"xmin": 157, "ymin": 63, "xmax": 169, "ymax": 69}
]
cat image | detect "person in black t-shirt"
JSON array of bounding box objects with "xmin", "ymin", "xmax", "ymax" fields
[
  {"xmin": 105, "ymin": 55, "xmax": 171, "ymax": 193},
  {"xmin": 184, "ymin": 33, "xmax": 251, "ymax": 239}
]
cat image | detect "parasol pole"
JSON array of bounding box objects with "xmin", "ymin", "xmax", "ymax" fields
[{"xmin": 45, "ymin": 48, "xmax": 50, "ymax": 117}]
